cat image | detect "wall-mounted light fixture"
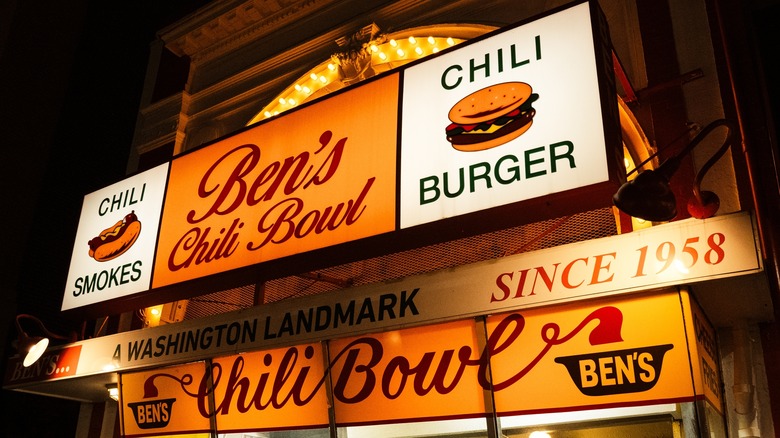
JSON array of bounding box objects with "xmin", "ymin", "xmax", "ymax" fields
[
  {"xmin": 612, "ymin": 119, "xmax": 737, "ymax": 221},
  {"xmin": 14, "ymin": 314, "xmax": 78, "ymax": 367},
  {"xmin": 106, "ymin": 383, "xmax": 120, "ymax": 402}
]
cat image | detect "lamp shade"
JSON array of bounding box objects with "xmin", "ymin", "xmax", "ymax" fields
[
  {"xmin": 613, "ymin": 119, "xmax": 737, "ymax": 222},
  {"xmin": 612, "ymin": 168, "xmax": 677, "ymax": 222},
  {"xmin": 21, "ymin": 336, "xmax": 50, "ymax": 367},
  {"xmin": 14, "ymin": 314, "xmax": 78, "ymax": 367}
]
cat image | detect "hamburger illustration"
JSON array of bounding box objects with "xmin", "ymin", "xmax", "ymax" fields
[{"xmin": 445, "ymin": 81, "xmax": 539, "ymax": 152}]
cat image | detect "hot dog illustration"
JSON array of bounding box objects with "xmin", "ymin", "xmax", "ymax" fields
[
  {"xmin": 88, "ymin": 211, "xmax": 141, "ymax": 262},
  {"xmin": 445, "ymin": 81, "xmax": 539, "ymax": 151}
]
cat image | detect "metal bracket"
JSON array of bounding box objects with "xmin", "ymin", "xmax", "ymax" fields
[{"xmin": 612, "ymin": 50, "xmax": 704, "ymax": 104}]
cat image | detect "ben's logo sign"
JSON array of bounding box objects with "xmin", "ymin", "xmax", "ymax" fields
[
  {"xmin": 128, "ymin": 398, "xmax": 176, "ymax": 429},
  {"xmin": 4, "ymin": 345, "xmax": 81, "ymax": 384},
  {"xmin": 555, "ymin": 344, "xmax": 674, "ymax": 396},
  {"xmin": 129, "ymin": 372, "xmax": 182, "ymax": 430}
]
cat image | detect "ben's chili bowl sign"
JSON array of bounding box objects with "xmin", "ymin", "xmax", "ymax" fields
[
  {"xmin": 399, "ymin": 1, "xmax": 613, "ymax": 228},
  {"xmin": 118, "ymin": 292, "xmax": 695, "ymax": 435},
  {"xmin": 152, "ymin": 74, "xmax": 399, "ymax": 288}
]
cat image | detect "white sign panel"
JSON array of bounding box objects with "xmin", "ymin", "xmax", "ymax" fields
[
  {"xmin": 61, "ymin": 163, "xmax": 169, "ymax": 311},
  {"xmin": 31, "ymin": 212, "xmax": 760, "ymax": 377},
  {"xmin": 400, "ymin": 1, "xmax": 610, "ymax": 228}
]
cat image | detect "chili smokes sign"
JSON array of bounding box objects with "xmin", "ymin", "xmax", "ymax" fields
[
  {"xmin": 62, "ymin": 0, "xmax": 619, "ymax": 312},
  {"xmin": 62, "ymin": 164, "xmax": 169, "ymax": 310}
]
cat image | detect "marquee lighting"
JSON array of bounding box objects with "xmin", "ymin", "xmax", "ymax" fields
[{"xmin": 251, "ymin": 34, "xmax": 463, "ymax": 124}]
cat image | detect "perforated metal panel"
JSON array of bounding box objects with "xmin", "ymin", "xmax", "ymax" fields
[{"xmin": 183, "ymin": 208, "xmax": 617, "ymax": 320}]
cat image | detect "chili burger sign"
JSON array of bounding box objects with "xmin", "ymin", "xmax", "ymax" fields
[
  {"xmin": 61, "ymin": 0, "xmax": 621, "ymax": 313},
  {"xmin": 400, "ymin": 0, "xmax": 618, "ymax": 227}
]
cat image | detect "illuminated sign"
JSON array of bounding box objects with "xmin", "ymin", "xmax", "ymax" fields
[
  {"xmin": 121, "ymin": 361, "xmax": 211, "ymax": 434},
  {"xmin": 152, "ymin": 74, "xmax": 398, "ymax": 289},
  {"xmin": 490, "ymin": 293, "xmax": 691, "ymax": 414},
  {"xmin": 400, "ymin": 1, "xmax": 614, "ymax": 227},
  {"xmin": 683, "ymin": 294, "xmax": 723, "ymax": 412},
  {"xmin": 62, "ymin": 164, "xmax": 168, "ymax": 311},
  {"xmin": 28, "ymin": 211, "xmax": 756, "ymax": 381},
  {"xmin": 3, "ymin": 345, "xmax": 81, "ymax": 385},
  {"xmin": 329, "ymin": 320, "xmax": 487, "ymax": 425},
  {"xmin": 61, "ymin": 0, "xmax": 619, "ymax": 313},
  {"xmin": 116, "ymin": 292, "xmax": 698, "ymax": 435}
]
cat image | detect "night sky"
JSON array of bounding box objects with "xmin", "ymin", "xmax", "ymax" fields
[{"xmin": 0, "ymin": 1, "xmax": 208, "ymax": 435}]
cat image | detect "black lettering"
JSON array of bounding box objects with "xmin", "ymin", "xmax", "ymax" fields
[
  {"xmin": 400, "ymin": 289, "xmax": 420, "ymax": 316},
  {"xmin": 378, "ymin": 294, "xmax": 397, "ymax": 320},
  {"xmin": 356, "ymin": 298, "xmax": 376, "ymax": 324}
]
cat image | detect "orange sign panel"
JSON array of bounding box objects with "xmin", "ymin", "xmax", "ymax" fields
[
  {"xmin": 121, "ymin": 361, "xmax": 211, "ymax": 436},
  {"xmin": 210, "ymin": 344, "xmax": 330, "ymax": 431},
  {"xmin": 4, "ymin": 345, "xmax": 81, "ymax": 385},
  {"xmin": 329, "ymin": 319, "xmax": 488, "ymax": 425},
  {"xmin": 120, "ymin": 344, "xmax": 330, "ymax": 436},
  {"xmin": 681, "ymin": 290, "xmax": 723, "ymax": 412},
  {"xmin": 152, "ymin": 74, "xmax": 399, "ymax": 288},
  {"xmin": 118, "ymin": 292, "xmax": 705, "ymax": 434},
  {"xmin": 488, "ymin": 292, "xmax": 694, "ymax": 414}
]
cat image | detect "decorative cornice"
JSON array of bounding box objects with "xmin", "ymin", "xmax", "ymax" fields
[{"xmin": 161, "ymin": 0, "xmax": 339, "ymax": 64}]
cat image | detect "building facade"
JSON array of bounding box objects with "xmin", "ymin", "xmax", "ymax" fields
[{"xmin": 4, "ymin": 0, "xmax": 779, "ymax": 437}]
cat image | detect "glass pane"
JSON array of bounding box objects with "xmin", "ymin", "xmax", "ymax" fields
[
  {"xmin": 502, "ymin": 416, "xmax": 678, "ymax": 437},
  {"xmin": 344, "ymin": 417, "xmax": 489, "ymax": 437},
  {"xmin": 219, "ymin": 428, "xmax": 330, "ymax": 437},
  {"xmin": 500, "ymin": 404, "xmax": 681, "ymax": 438}
]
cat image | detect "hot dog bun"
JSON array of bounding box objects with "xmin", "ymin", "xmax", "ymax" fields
[
  {"xmin": 88, "ymin": 211, "xmax": 141, "ymax": 262},
  {"xmin": 446, "ymin": 82, "xmax": 538, "ymax": 152}
]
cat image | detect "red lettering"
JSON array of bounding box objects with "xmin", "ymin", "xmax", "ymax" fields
[
  {"xmin": 185, "ymin": 131, "xmax": 346, "ymax": 224},
  {"xmin": 305, "ymin": 131, "xmax": 346, "ymax": 188},
  {"xmin": 530, "ymin": 263, "xmax": 560, "ymax": 295},
  {"xmin": 561, "ymin": 257, "xmax": 588, "ymax": 289},
  {"xmin": 252, "ymin": 153, "xmax": 311, "ymax": 203},
  {"xmin": 167, "ymin": 219, "xmax": 242, "ymax": 271},
  {"xmin": 187, "ymin": 144, "xmax": 259, "ymax": 224},
  {"xmin": 491, "ymin": 272, "xmax": 513, "ymax": 302},
  {"xmin": 248, "ymin": 178, "xmax": 375, "ymax": 251},
  {"xmin": 330, "ymin": 338, "xmax": 383, "ymax": 403},
  {"xmin": 137, "ymin": 308, "xmax": 624, "ymax": 419},
  {"xmin": 381, "ymin": 350, "xmax": 466, "ymax": 399},
  {"xmin": 210, "ymin": 346, "xmax": 321, "ymax": 415},
  {"xmin": 489, "ymin": 253, "xmax": 617, "ymax": 300},
  {"xmin": 590, "ymin": 253, "xmax": 616, "ymax": 284}
]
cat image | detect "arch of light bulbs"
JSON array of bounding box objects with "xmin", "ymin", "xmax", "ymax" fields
[{"xmin": 248, "ymin": 34, "xmax": 464, "ymax": 125}]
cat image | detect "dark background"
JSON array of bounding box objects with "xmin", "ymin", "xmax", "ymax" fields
[
  {"xmin": 0, "ymin": 0, "xmax": 778, "ymax": 437},
  {"xmin": 0, "ymin": 1, "xmax": 207, "ymax": 436}
]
